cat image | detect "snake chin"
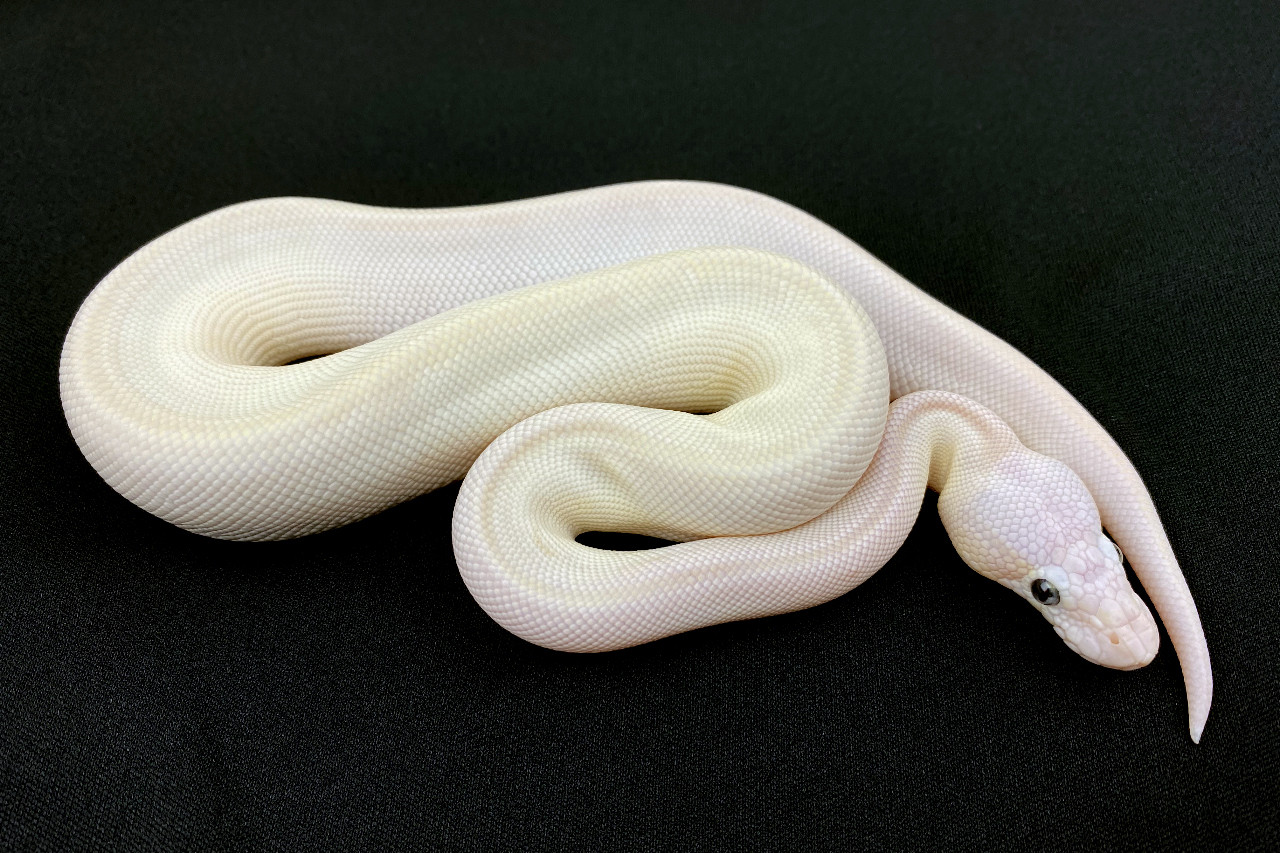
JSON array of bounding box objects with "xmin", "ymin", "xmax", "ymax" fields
[{"xmin": 1050, "ymin": 594, "xmax": 1160, "ymax": 670}]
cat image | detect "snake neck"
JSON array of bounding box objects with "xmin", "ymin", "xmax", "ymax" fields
[
  {"xmin": 782, "ymin": 390, "xmax": 1028, "ymax": 590},
  {"xmin": 868, "ymin": 390, "xmax": 1023, "ymax": 504}
]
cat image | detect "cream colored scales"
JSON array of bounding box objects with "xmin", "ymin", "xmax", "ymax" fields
[{"xmin": 59, "ymin": 181, "xmax": 1212, "ymax": 741}]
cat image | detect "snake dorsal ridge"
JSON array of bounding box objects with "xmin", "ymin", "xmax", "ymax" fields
[{"xmin": 58, "ymin": 181, "xmax": 1211, "ymax": 742}]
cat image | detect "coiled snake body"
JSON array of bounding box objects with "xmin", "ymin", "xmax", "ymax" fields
[{"xmin": 59, "ymin": 181, "xmax": 1212, "ymax": 741}]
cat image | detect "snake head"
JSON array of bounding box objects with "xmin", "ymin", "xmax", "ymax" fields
[{"xmin": 940, "ymin": 447, "xmax": 1160, "ymax": 670}]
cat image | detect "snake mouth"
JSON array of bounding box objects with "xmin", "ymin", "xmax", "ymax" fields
[{"xmin": 1053, "ymin": 613, "xmax": 1159, "ymax": 670}]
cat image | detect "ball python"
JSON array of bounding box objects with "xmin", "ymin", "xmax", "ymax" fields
[{"xmin": 58, "ymin": 180, "xmax": 1212, "ymax": 742}]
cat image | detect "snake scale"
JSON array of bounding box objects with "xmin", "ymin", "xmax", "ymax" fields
[{"xmin": 59, "ymin": 181, "xmax": 1212, "ymax": 741}]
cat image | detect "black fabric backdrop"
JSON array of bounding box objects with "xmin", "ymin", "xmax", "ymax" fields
[{"xmin": 2, "ymin": 2, "xmax": 1277, "ymax": 850}]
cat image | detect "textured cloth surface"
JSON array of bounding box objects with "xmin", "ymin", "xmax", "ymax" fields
[{"xmin": 1, "ymin": 1, "xmax": 1277, "ymax": 851}]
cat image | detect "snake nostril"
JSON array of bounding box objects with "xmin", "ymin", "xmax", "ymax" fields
[{"xmin": 1109, "ymin": 632, "xmax": 1120, "ymax": 645}]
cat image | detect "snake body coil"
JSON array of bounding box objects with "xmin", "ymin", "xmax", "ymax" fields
[{"xmin": 59, "ymin": 181, "xmax": 1212, "ymax": 741}]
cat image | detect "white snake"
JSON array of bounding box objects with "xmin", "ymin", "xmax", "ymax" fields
[{"xmin": 58, "ymin": 181, "xmax": 1212, "ymax": 741}]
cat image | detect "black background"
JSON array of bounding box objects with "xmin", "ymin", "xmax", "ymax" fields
[{"xmin": 3, "ymin": 2, "xmax": 1278, "ymax": 850}]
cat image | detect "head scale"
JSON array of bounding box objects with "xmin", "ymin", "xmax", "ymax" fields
[{"xmin": 939, "ymin": 447, "xmax": 1159, "ymax": 670}]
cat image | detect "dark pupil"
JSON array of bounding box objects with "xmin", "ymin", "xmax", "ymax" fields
[{"xmin": 1031, "ymin": 579, "xmax": 1060, "ymax": 605}]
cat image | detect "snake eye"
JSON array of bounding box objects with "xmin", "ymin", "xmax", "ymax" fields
[
  {"xmin": 1031, "ymin": 578, "xmax": 1060, "ymax": 605},
  {"xmin": 1101, "ymin": 532, "xmax": 1125, "ymax": 566}
]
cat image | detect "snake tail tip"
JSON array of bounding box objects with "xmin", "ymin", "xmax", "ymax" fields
[{"xmin": 1189, "ymin": 715, "xmax": 1206, "ymax": 745}]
